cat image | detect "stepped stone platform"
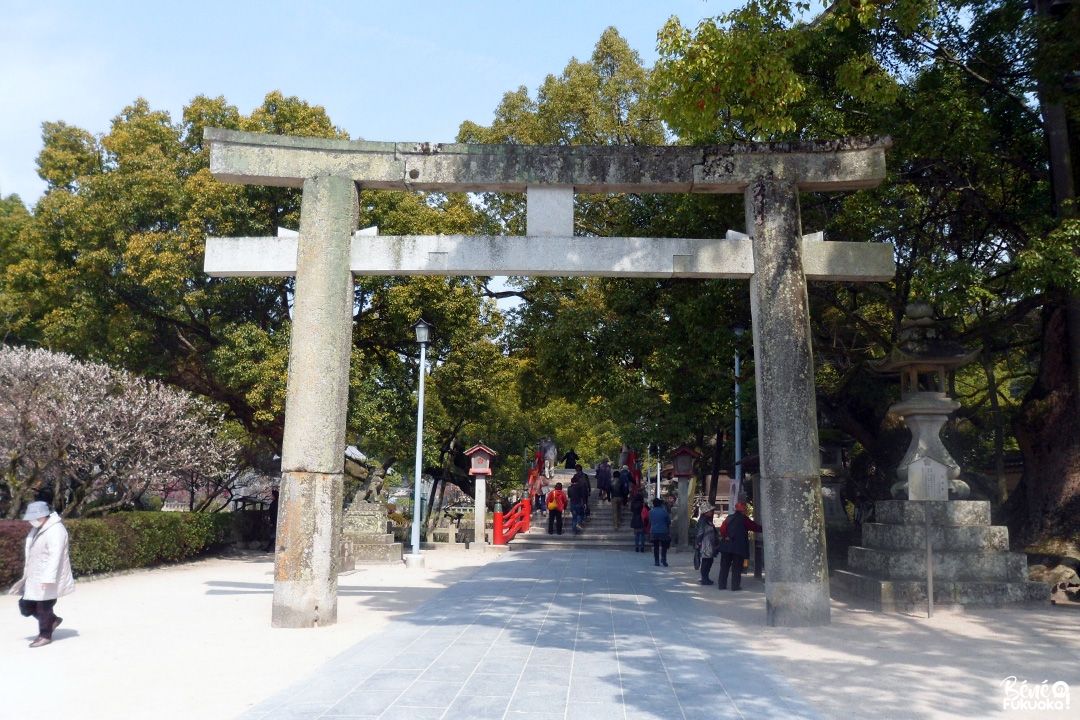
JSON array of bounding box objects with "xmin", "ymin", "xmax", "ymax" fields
[
  {"xmin": 832, "ymin": 499, "xmax": 1049, "ymax": 612},
  {"xmin": 511, "ymin": 469, "xmax": 639, "ymax": 550},
  {"xmin": 341, "ymin": 500, "xmax": 403, "ymax": 565}
]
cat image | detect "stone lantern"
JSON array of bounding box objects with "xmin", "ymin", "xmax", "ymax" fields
[
  {"xmin": 875, "ymin": 301, "xmax": 979, "ymax": 500},
  {"xmin": 668, "ymin": 445, "xmax": 700, "ymax": 549},
  {"xmin": 464, "ymin": 443, "xmax": 497, "ymax": 550},
  {"xmin": 833, "ymin": 301, "xmax": 1048, "ymax": 612}
]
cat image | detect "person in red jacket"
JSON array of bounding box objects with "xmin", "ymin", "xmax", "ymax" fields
[
  {"xmin": 546, "ymin": 482, "xmax": 568, "ymax": 535},
  {"xmin": 717, "ymin": 501, "xmax": 762, "ymax": 591}
]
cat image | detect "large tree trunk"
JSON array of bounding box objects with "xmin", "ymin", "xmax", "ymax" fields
[
  {"xmin": 1011, "ymin": 0, "xmax": 1080, "ymax": 546},
  {"xmin": 1011, "ymin": 306, "xmax": 1080, "ymax": 545}
]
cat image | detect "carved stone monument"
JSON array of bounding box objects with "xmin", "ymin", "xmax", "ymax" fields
[
  {"xmin": 341, "ymin": 492, "xmax": 402, "ymax": 565},
  {"xmin": 819, "ymin": 436, "xmax": 853, "ymax": 531}
]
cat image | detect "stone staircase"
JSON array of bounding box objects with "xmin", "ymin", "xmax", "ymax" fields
[
  {"xmin": 832, "ymin": 500, "xmax": 1049, "ymax": 611},
  {"xmin": 510, "ymin": 469, "xmax": 637, "ymax": 550}
]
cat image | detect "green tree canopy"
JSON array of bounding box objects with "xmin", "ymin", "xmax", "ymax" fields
[{"xmin": 0, "ymin": 92, "xmax": 512, "ymax": 505}]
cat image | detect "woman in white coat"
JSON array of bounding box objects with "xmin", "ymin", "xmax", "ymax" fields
[{"xmin": 9, "ymin": 501, "xmax": 75, "ymax": 647}]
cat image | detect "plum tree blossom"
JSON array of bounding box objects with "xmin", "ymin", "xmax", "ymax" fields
[{"xmin": 0, "ymin": 346, "xmax": 243, "ymax": 517}]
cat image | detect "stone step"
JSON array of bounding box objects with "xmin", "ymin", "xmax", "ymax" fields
[
  {"xmin": 832, "ymin": 570, "xmax": 1050, "ymax": 612},
  {"xmin": 874, "ymin": 500, "xmax": 991, "ymax": 527},
  {"xmin": 343, "ymin": 541, "xmax": 403, "ymax": 565},
  {"xmin": 511, "ymin": 535, "xmax": 637, "ymax": 550},
  {"xmin": 513, "ymin": 530, "xmax": 635, "ymax": 541},
  {"xmin": 849, "ymin": 547, "xmax": 1029, "ymax": 582},
  {"xmin": 861, "ymin": 522, "xmax": 1008, "ymax": 552},
  {"xmin": 522, "ymin": 520, "xmax": 636, "ymax": 539}
]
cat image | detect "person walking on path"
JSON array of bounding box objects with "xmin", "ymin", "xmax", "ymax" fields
[
  {"xmin": 568, "ymin": 472, "xmax": 588, "ymax": 534},
  {"xmin": 562, "ymin": 448, "xmax": 579, "ymax": 470},
  {"xmin": 9, "ymin": 501, "xmax": 75, "ymax": 648},
  {"xmin": 546, "ymin": 483, "xmax": 567, "ymax": 535},
  {"xmin": 541, "ymin": 437, "xmax": 558, "ymax": 480},
  {"xmin": 618, "ymin": 464, "xmax": 636, "ymax": 499},
  {"xmin": 717, "ymin": 501, "xmax": 762, "ymax": 591},
  {"xmin": 630, "ymin": 491, "xmax": 649, "ymax": 552},
  {"xmin": 695, "ymin": 506, "xmax": 719, "ymax": 585},
  {"xmin": 611, "ymin": 468, "xmax": 630, "ymax": 530},
  {"xmin": 528, "ymin": 469, "xmax": 549, "ymax": 516},
  {"xmin": 572, "ymin": 464, "xmax": 591, "ymax": 520},
  {"xmin": 595, "ymin": 458, "xmax": 612, "ymax": 502},
  {"xmin": 648, "ymin": 498, "xmax": 672, "ymax": 566}
]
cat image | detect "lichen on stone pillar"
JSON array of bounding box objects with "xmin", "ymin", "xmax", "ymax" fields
[
  {"xmin": 272, "ymin": 174, "xmax": 358, "ymax": 628},
  {"xmin": 746, "ymin": 173, "xmax": 831, "ymax": 627}
]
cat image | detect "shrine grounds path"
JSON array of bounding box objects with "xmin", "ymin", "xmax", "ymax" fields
[{"xmin": 2, "ymin": 546, "xmax": 1077, "ymax": 720}]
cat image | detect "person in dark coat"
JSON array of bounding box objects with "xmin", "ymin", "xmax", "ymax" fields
[
  {"xmin": 717, "ymin": 501, "xmax": 762, "ymax": 590},
  {"xmin": 595, "ymin": 458, "xmax": 612, "ymax": 501},
  {"xmin": 568, "ymin": 473, "xmax": 588, "ymax": 534},
  {"xmin": 695, "ymin": 506, "xmax": 719, "ymax": 585},
  {"xmin": 610, "ymin": 468, "xmax": 630, "ymax": 530},
  {"xmin": 562, "ymin": 448, "xmax": 579, "ymax": 469},
  {"xmin": 572, "ymin": 464, "xmax": 591, "ymax": 519},
  {"xmin": 647, "ymin": 498, "xmax": 671, "ymax": 566},
  {"xmin": 629, "ymin": 491, "xmax": 648, "ymax": 552}
]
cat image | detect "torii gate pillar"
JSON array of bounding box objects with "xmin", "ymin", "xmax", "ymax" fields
[
  {"xmin": 747, "ymin": 175, "xmax": 829, "ymax": 626},
  {"xmin": 273, "ymin": 175, "xmax": 357, "ymax": 628}
]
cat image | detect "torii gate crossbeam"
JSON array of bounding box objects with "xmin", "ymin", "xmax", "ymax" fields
[{"xmin": 203, "ymin": 128, "xmax": 895, "ymax": 629}]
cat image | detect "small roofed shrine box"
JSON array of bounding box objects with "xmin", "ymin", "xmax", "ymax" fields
[
  {"xmin": 465, "ymin": 443, "xmax": 497, "ymax": 476},
  {"xmin": 668, "ymin": 445, "xmax": 700, "ymax": 478}
]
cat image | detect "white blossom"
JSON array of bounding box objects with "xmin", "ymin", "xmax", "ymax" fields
[{"xmin": 0, "ymin": 346, "xmax": 243, "ymax": 517}]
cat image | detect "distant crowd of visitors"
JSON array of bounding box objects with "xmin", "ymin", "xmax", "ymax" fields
[{"xmin": 527, "ymin": 441, "xmax": 763, "ymax": 581}]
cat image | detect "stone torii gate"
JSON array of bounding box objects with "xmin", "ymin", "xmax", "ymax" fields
[{"xmin": 202, "ymin": 128, "xmax": 894, "ymax": 628}]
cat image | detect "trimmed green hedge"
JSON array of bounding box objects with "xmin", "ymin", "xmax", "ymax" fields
[{"xmin": 1, "ymin": 511, "xmax": 265, "ymax": 589}]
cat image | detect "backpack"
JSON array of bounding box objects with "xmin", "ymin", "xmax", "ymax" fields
[{"xmin": 612, "ymin": 475, "xmax": 625, "ymax": 495}]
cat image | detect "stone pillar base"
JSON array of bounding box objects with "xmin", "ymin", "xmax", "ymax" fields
[
  {"xmin": 272, "ymin": 471, "xmax": 343, "ymax": 628},
  {"xmin": 766, "ymin": 581, "xmax": 833, "ymax": 627},
  {"xmin": 760, "ymin": 475, "xmax": 831, "ymax": 627}
]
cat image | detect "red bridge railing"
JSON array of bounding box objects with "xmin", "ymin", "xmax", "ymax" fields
[{"xmin": 493, "ymin": 498, "xmax": 531, "ymax": 545}]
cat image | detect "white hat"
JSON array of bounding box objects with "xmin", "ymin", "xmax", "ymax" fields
[{"xmin": 22, "ymin": 501, "xmax": 51, "ymax": 522}]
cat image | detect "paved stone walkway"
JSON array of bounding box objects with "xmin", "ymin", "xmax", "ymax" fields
[{"xmin": 240, "ymin": 549, "xmax": 821, "ymax": 720}]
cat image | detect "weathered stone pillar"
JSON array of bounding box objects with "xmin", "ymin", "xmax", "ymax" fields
[
  {"xmin": 677, "ymin": 476, "xmax": 691, "ymax": 549},
  {"xmin": 472, "ymin": 477, "xmax": 487, "ymax": 549},
  {"xmin": 746, "ymin": 174, "xmax": 830, "ymax": 627},
  {"xmin": 273, "ymin": 175, "xmax": 358, "ymax": 628}
]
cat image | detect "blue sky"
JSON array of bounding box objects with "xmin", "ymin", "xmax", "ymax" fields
[{"xmin": 0, "ymin": 0, "xmax": 738, "ymax": 203}]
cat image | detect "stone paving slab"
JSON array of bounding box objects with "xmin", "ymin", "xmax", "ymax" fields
[{"xmin": 238, "ymin": 549, "xmax": 822, "ymax": 720}]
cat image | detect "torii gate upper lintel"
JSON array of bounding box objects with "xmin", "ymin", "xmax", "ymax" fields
[
  {"xmin": 202, "ymin": 127, "xmax": 895, "ymax": 630},
  {"xmin": 205, "ymin": 127, "xmax": 890, "ymax": 193}
]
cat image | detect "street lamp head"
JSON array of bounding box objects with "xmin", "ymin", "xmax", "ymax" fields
[
  {"xmin": 412, "ymin": 318, "xmax": 433, "ymax": 345},
  {"xmin": 730, "ymin": 320, "xmax": 749, "ymax": 337}
]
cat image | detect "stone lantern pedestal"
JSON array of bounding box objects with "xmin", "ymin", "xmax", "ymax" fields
[
  {"xmin": 888, "ymin": 392, "xmax": 968, "ymax": 500},
  {"xmin": 341, "ymin": 501, "xmax": 402, "ymax": 565}
]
